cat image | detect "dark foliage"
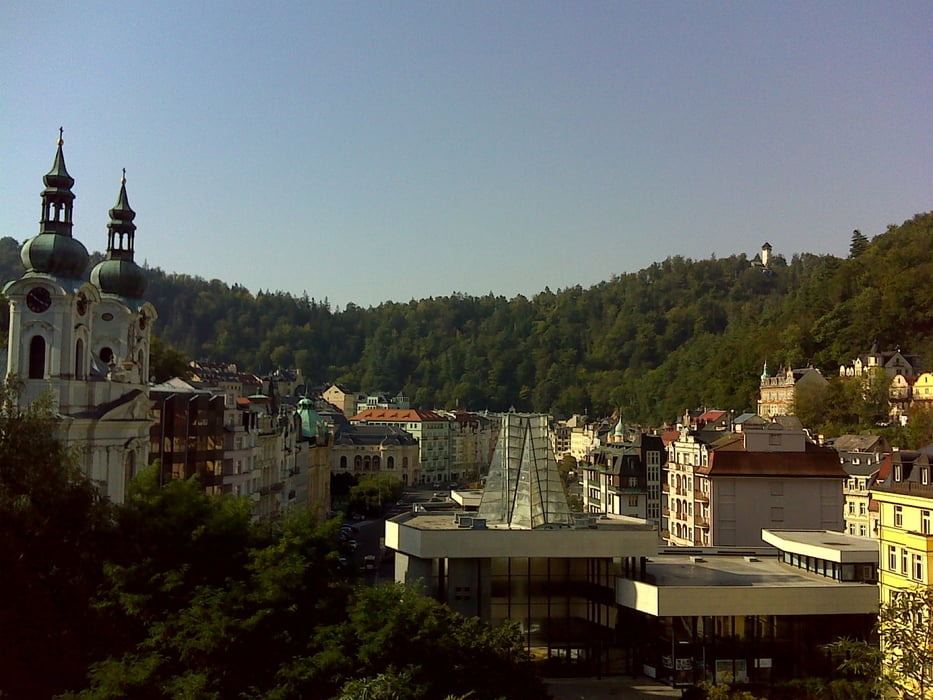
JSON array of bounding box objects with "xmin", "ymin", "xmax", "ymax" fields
[{"xmin": 3, "ymin": 212, "xmax": 932, "ymax": 424}]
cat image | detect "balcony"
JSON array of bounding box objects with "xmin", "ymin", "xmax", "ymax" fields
[
  {"xmin": 662, "ymin": 507, "xmax": 670, "ymax": 517},
  {"xmin": 662, "ymin": 483, "xmax": 670, "ymax": 493},
  {"xmin": 694, "ymin": 491, "xmax": 709, "ymax": 502},
  {"xmin": 695, "ymin": 516, "xmax": 710, "ymax": 528}
]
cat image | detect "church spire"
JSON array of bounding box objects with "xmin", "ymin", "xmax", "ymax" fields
[
  {"xmin": 90, "ymin": 170, "xmax": 147, "ymax": 299},
  {"xmin": 39, "ymin": 127, "xmax": 76, "ymax": 237},
  {"xmin": 105, "ymin": 168, "xmax": 137, "ymax": 261}
]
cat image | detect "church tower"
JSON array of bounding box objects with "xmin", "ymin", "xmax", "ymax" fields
[
  {"xmin": 4, "ymin": 130, "xmax": 101, "ymax": 404},
  {"xmin": 3, "ymin": 132, "xmax": 157, "ymax": 503},
  {"xmin": 90, "ymin": 170, "xmax": 157, "ymax": 386}
]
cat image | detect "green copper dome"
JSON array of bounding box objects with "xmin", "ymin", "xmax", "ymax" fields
[
  {"xmin": 21, "ymin": 233, "xmax": 90, "ymax": 278},
  {"xmin": 91, "ymin": 258, "xmax": 147, "ymax": 298},
  {"xmin": 20, "ymin": 132, "xmax": 89, "ymax": 279}
]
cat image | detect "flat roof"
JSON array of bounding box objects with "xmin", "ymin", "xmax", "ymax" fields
[
  {"xmin": 392, "ymin": 510, "xmax": 656, "ymax": 532},
  {"xmin": 618, "ymin": 553, "xmax": 879, "ymax": 617},
  {"xmin": 761, "ymin": 529, "xmax": 878, "ymax": 564},
  {"xmin": 386, "ymin": 511, "xmax": 659, "ymax": 560}
]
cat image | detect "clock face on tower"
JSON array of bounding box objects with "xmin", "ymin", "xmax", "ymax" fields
[{"xmin": 26, "ymin": 287, "xmax": 52, "ymax": 313}]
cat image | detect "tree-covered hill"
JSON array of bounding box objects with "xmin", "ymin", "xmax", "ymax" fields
[{"xmin": 2, "ymin": 212, "xmax": 932, "ymax": 423}]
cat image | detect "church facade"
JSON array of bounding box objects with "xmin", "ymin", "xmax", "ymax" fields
[{"xmin": 3, "ymin": 133, "xmax": 157, "ymax": 503}]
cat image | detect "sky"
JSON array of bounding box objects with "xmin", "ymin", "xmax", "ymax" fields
[{"xmin": 2, "ymin": 2, "xmax": 931, "ymax": 310}]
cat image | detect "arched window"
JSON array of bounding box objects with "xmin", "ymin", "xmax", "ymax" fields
[
  {"xmin": 29, "ymin": 336, "xmax": 45, "ymax": 378},
  {"xmin": 373, "ymin": 456, "xmax": 381, "ymax": 469},
  {"xmin": 387, "ymin": 456, "xmax": 395, "ymax": 469},
  {"xmin": 363, "ymin": 456, "xmax": 372, "ymax": 471},
  {"xmin": 340, "ymin": 456, "xmax": 348, "ymax": 469},
  {"xmin": 75, "ymin": 338, "xmax": 85, "ymax": 379},
  {"xmin": 402, "ymin": 457, "xmax": 409, "ymax": 469},
  {"xmin": 354, "ymin": 455, "xmax": 362, "ymax": 471}
]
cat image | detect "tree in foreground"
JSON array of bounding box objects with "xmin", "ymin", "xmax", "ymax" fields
[
  {"xmin": 828, "ymin": 586, "xmax": 933, "ymax": 700},
  {"xmin": 0, "ymin": 377, "xmax": 114, "ymax": 698}
]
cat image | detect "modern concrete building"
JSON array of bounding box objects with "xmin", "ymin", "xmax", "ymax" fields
[
  {"xmin": 618, "ymin": 530, "xmax": 878, "ymax": 687},
  {"xmin": 387, "ymin": 413, "xmax": 658, "ymax": 673}
]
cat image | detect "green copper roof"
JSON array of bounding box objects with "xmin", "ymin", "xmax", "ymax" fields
[{"xmin": 21, "ymin": 232, "xmax": 89, "ymax": 279}]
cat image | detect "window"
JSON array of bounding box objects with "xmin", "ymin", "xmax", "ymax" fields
[
  {"xmin": 923, "ymin": 510, "xmax": 931, "ymax": 535},
  {"xmin": 888, "ymin": 546, "xmax": 897, "ymax": 571},
  {"xmin": 628, "ymin": 495, "xmax": 638, "ymax": 507},
  {"xmin": 859, "ymin": 503, "xmax": 866, "ymax": 516},
  {"xmin": 848, "ymin": 502, "xmax": 855, "ymax": 515},
  {"xmin": 628, "ymin": 477, "xmax": 638, "ymax": 488},
  {"xmin": 895, "ymin": 505, "xmax": 903, "ymax": 527},
  {"xmin": 28, "ymin": 335, "xmax": 46, "ymax": 379},
  {"xmin": 913, "ymin": 554, "xmax": 924, "ymax": 581},
  {"xmin": 74, "ymin": 338, "xmax": 85, "ymax": 379},
  {"xmin": 859, "ymin": 525, "xmax": 867, "ymax": 537},
  {"xmin": 902, "ymin": 548, "xmax": 908, "ymax": 574}
]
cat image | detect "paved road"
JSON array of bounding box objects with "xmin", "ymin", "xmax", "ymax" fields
[{"xmin": 546, "ymin": 676, "xmax": 682, "ymax": 700}]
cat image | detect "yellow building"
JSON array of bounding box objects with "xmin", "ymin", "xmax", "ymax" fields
[
  {"xmin": 870, "ymin": 449, "xmax": 933, "ymax": 697},
  {"xmin": 872, "ymin": 450, "xmax": 933, "ymax": 601}
]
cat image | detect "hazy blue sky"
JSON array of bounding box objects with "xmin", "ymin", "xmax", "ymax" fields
[{"xmin": 2, "ymin": 2, "xmax": 930, "ymax": 309}]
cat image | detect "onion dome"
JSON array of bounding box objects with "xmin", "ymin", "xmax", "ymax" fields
[
  {"xmin": 90, "ymin": 170, "xmax": 147, "ymax": 299},
  {"xmin": 20, "ymin": 129, "xmax": 89, "ymax": 278}
]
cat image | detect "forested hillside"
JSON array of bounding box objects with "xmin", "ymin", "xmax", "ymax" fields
[{"xmin": 2, "ymin": 212, "xmax": 932, "ymax": 424}]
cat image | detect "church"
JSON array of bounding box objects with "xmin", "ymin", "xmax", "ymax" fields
[{"xmin": 2, "ymin": 132, "xmax": 157, "ymax": 503}]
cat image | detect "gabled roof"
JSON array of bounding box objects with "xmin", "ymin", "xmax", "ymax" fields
[
  {"xmin": 829, "ymin": 434, "xmax": 887, "ymax": 453},
  {"xmin": 350, "ymin": 408, "xmax": 447, "ymax": 422},
  {"xmin": 701, "ymin": 443, "xmax": 845, "ymax": 478},
  {"xmin": 334, "ymin": 423, "xmax": 416, "ymax": 446}
]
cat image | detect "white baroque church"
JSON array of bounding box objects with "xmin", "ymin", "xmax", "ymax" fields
[{"xmin": 3, "ymin": 132, "xmax": 157, "ymax": 503}]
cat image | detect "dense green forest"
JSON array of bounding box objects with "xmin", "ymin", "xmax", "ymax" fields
[{"xmin": 2, "ymin": 212, "xmax": 932, "ymax": 424}]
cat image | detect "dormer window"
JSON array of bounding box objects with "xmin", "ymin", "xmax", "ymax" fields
[
  {"xmin": 922, "ymin": 467, "xmax": 930, "ymax": 485},
  {"xmin": 894, "ymin": 465, "xmax": 903, "ymax": 482}
]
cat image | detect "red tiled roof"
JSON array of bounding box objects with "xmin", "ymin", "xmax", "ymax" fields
[
  {"xmin": 349, "ymin": 408, "xmax": 447, "ymax": 422},
  {"xmin": 701, "ymin": 447, "xmax": 846, "ymax": 478},
  {"xmin": 661, "ymin": 429, "xmax": 681, "ymax": 446},
  {"xmin": 698, "ymin": 410, "xmax": 726, "ymax": 422}
]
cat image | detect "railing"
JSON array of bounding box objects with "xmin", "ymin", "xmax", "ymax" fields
[
  {"xmin": 662, "ymin": 483, "xmax": 670, "ymax": 493},
  {"xmin": 695, "ymin": 515, "xmax": 710, "ymax": 528},
  {"xmin": 694, "ymin": 491, "xmax": 709, "ymax": 502}
]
